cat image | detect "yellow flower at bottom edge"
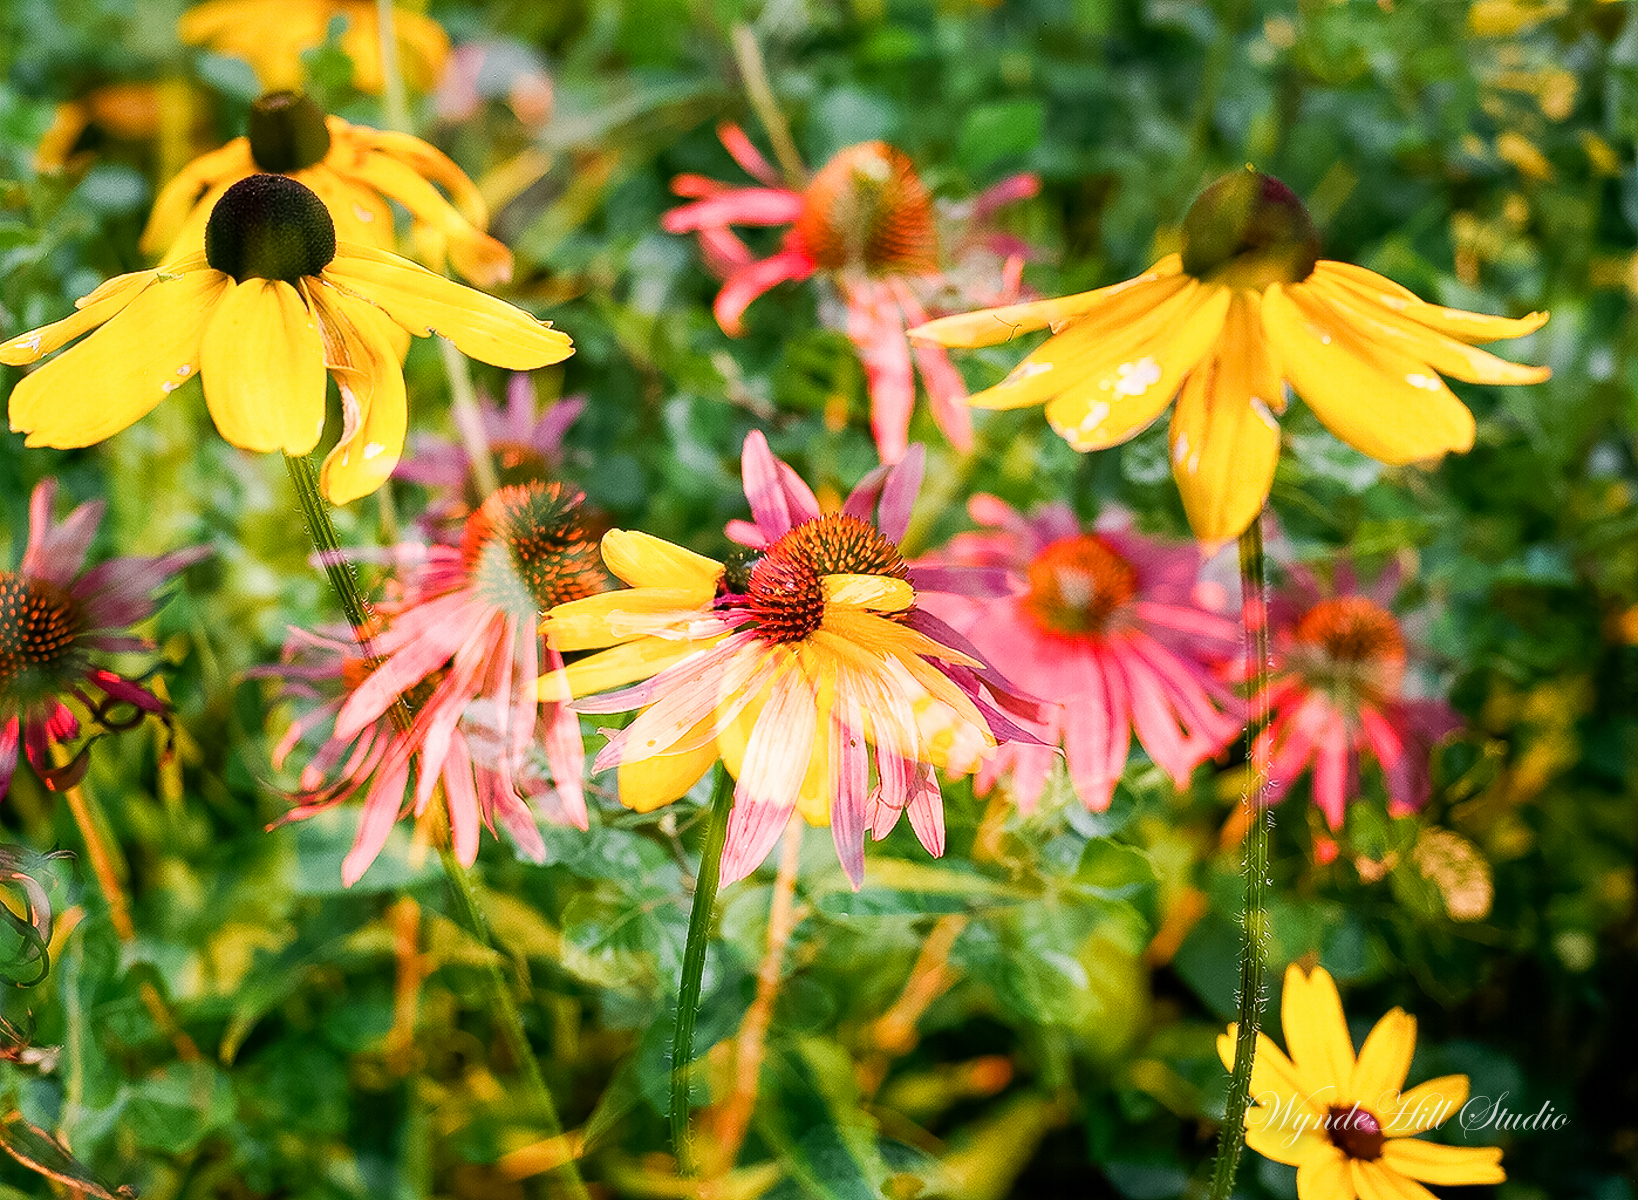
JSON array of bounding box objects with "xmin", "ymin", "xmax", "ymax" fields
[
  {"xmin": 178, "ymin": 0, "xmax": 450, "ymax": 95},
  {"xmin": 2, "ymin": 174, "xmax": 570, "ymax": 504},
  {"xmin": 1219, "ymin": 964, "xmax": 1505, "ymax": 1200},
  {"xmin": 141, "ymin": 91, "xmax": 511, "ymax": 287},
  {"xmin": 910, "ymin": 168, "xmax": 1550, "ymax": 546}
]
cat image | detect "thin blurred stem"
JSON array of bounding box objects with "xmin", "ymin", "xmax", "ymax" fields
[
  {"xmin": 711, "ymin": 816, "xmax": 805, "ymax": 1172},
  {"xmin": 1206, "ymin": 514, "xmax": 1272, "ymax": 1200},
  {"xmin": 374, "ymin": 0, "xmax": 410, "ymax": 135},
  {"xmin": 671, "ymin": 766, "xmax": 735, "ymax": 1175},
  {"xmin": 730, "ymin": 24, "xmax": 806, "ymax": 187}
]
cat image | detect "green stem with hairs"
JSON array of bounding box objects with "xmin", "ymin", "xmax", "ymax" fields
[
  {"xmin": 1206, "ymin": 513, "xmax": 1273, "ymax": 1200},
  {"xmin": 670, "ymin": 766, "xmax": 735, "ymax": 1175},
  {"xmin": 282, "ymin": 453, "xmax": 588, "ymax": 1199}
]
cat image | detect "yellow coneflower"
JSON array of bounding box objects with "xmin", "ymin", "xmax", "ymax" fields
[
  {"xmin": 2, "ymin": 174, "xmax": 569, "ymax": 503},
  {"xmin": 911, "ymin": 168, "xmax": 1550, "ymax": 545},
  {"xmin": 177, "ymin": 0, "xmax": 450, "ymax": 96},
  {"xmin": 142, "ymin": 91, "xmax": 510, "ymax": 286},
  {"xmin": 1221, "ymin": 964, "xmax": 1505, "ymax": 1200}
]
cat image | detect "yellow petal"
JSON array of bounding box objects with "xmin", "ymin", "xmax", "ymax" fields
[
  {"xmin": 616, "ymin": 734, "xmax": 718, "ymax": 813},
  {"xmin": 1381, "ymin": 1076, "xmax": 1469, "ymax": 1136},
  {"xmin": 1282, "ymin": 965, "xmax": 1357, "ymax": 1106},
  {"xmin": 600, "ymin": 529, "xmax": 722, "ymax": 595},
  {"xmin": 1263, "ymin": 285, "xmax": 1476, "ymax": 465},
  {"xmin": 1244, "ymin": 1108, "xmax": 1332, "ymax": 1168},
  {"xmin": 1218, "ymin": 1027, "xmax": 1323, "ymax": 1118},
  {"xmin": 1042, "ymin": 284, "xmax": 1231, "ymax": 451},
  {"xmin": 199, "ymin": 278, "xmax": 328, "ymax": 454},
  {"xmin": 1169, "ymin": 295, "xmax": 1282, "ymax": 546},
  {"xmin": 1349, "ymin": 1009, "xmax": 1416, "ymax": 1113},
  {"xmin": 297, "ymin": 165, "xmax": 396, "ymax": 252},
  {"xmin": 9, "ymin": 270, "xmax": 226, "ymax": 447},
  {"xmin": 966, "ymin": 272, "xmax": 1199, "ymax": 411},
  {"xmin": 337, "ymin": 150, "xmax": 513, "ymax": 286},
  {"xmin": 548, "ymin": 636, "xmax": 711, "ymax": 698},
  {"xmin": 315, "ymin": 286, "xmax": 409, "ymax": 504},
  {"xmin": 910, "ymin": 255, "xmax": 1186, "ymax": 348},
  {"xmin": 1294, "ymin": 1146, "xmax": 1356, "ymax": 1200},
  {"xmin": 542, "ymin": 588, "xmax": 711, "ymax": 650},
  {"xmin": 1316, "ymin": 261, "xmax": 1548, "ymax": 344},
  {"xmin": 140, "ymin": 138, "xmax": 255, "ymax": 259},
  {"xmin": 1379, "ymin": 1139, "xmax": 1505, "ymax": 1186},
  {"xmin": 1349, "ymin": 1159, "xmax": 1437, "ymax": 1200},
  {"xmin": 822, "ymin": 573, "xmax": 914, "ymax": 613},
  {"xmin": 1303, "ymin": 270, "xmax": 1549, "ymax": 386},
  {"xmin": 1, "ymin": 270, "xmax": 156, "ymax": 365},
  {"xmin": 323, "ymin": 243, "xmax": 572, "ymax": 369}
]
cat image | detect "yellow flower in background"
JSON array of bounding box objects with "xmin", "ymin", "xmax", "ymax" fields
[
  {"xmin": 142, "ymin": 91, "xmax": 511, "ymax": 286},
  {"xmin": 1219, "ymin": 964, "xmax": 1505, "ymax": 1200},
  {"xmin": 2, "ymin": 174, "xmax": 570, "ymax": 504},
  {"xmin": 178, "ymin": 0, "xmax": 450, "ymax": 95},
  {"xmin": 911, "ymin": 168, "xmax": 1550, "ymax": 546}
]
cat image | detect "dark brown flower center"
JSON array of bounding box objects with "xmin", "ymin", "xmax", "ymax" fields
[
  {"xmin": 0, "ymin": 572, "xmax": 84, "ymax": 692},
  {"xmin": 1326, "ymin": 1105, "xmax": 1385, "ymax": 1162},
  {"xmin": 247, "ymin": 91, "xmax": 332, "ymax": 173},
  {"xmin": 205, "ymin": 173, "xmax": 337, "ymax": 284},
  {"xmin": 1180, "ymin": 168, "xmax": 1319, "ymax": 288},
  {"xmin": 461, "ymin": 482, "xmax": 606, "ymax": 617},
  {"xmin": 740, "ymin": 513, "xmax": 909, "ymax": 644},
  {"xmin": 1022, "ymin": 535, "xmax": 1138, "ymax": 638},
  {"xmin": 795, "ymin": 143, "xmax": 938, "ymax": 276}
]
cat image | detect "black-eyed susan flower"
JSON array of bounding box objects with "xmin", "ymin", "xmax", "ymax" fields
[
  {"xmin": 2, "ymin": 174, "xmax": 571, "ymax": 504},
  {"xmin": 541, "ymin": 432, "xmax": 1043, "ymax": 887},
  {"xmin": 911, "ymin": 168, "xmax": 1550, "ymax": 545},
  {"xmin": 664, "ymin": 125, "xmax": 1038, "ymax": 463},
  {"xmin": 1220, "ymin": 964, "xmax": 1505, "ymax": 1200},
  {"xmin": 177, "ymin": 0, "xmax": 450, "ymax": 96},
  {"xmin": 1, "ymin": 479, "xmax": 205, "ymax": 798},
  {"xmin": 141, "ymin": 91, "xmax": 511, "ymax": 286},
  {"xmin": 267, "ymin": 481, "xmax": 606, "ymax": 885}
]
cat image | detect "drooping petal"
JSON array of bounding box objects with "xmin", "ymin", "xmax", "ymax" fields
[
  {"xmin": 1315, "ymin": 261, "xmax": 1548, "ymax": 345},
  {"xmin": 616, "ymin": 736, "xmax": 717, "ymax": 813},
  {"xmin": 1263, "ymin": 285, "xmax": 1476, "ymax": 465},
  {"xmin": 340, "ymin": 150, "xmax": 513, "ymax": 286},
  {"xmin": 845, "ymin": 277, "xmax": 917, "ymax": 464},
  {"xmin": 10, "ymin": 269, "xmax": 226, "ymax": 448},
  {"xmin": 342, "ymin": 755, "xmax": 411, "ymax": 887},
  {"xmin": 829, "ymin": 671, "xmax": 869, "ymax": 888},
  {"xmin": 324, "ymin": 243, "xmax": 572, "ymax": 368},
  {"xmin": 662, "ymin": 187, "xmax": 807, "ymax": 232},
  {"xmin": 139, "ymin": 138, "xmax": 256, "ymax": 258},
  {"xmin": 721, "ymin": 669, "xmax": 816, "ymax": 884},
  {"xmin": 909, "ymin": 255, "xmax": 1186, "ymax": 349},
  {"xmin": 905, "ymin": 764, "xmax": 946, "ymax": 858},
  {"xmin": 313, "ymin": 285, "xmax": 410, "ymax": 503},
  {"xmin": 713, "ymin": 250, "xmax": 816, "ymax": 336},
  {"xmin": 199, "ymin": 278, "xmax": 328, "ymax": 454},
  {"xmin": 544, "ymin": 587, "xmax": 719, "ymax": 649},
  {"xmin": 1168, "ymin": 293, "xmax": 1283, "ymax": 546}
]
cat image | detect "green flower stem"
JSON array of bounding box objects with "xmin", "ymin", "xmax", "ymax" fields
[
  {"xmin": 373, "ymin": 0, "xmax": 411, "ymax": 138},
  {"xmin": 1207, "ymin": 513, "xmax": 1273, "ymax": 1200},
  {"xmin": 730, "ymin": 24, "xmax": 807, "ymax": 187},
  {"xmin": 282, "ymin": 452, "xmax": 588, "ymax": 1198},
  {"xmin": 671, "ymin": 765, "xmax": 736, "ymax": 1175}
]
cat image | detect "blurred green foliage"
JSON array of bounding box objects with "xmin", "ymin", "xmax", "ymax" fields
[{"xmin": 0, "ymin": 0, "xmax": 1635, "ymax": 1198}]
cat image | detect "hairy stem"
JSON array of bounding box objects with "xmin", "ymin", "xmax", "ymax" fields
[
  {"xmin": 671, "ymin": 766, "xmax": 735, "ymax": 1175},
  {"xmin": 1206, "ymin": 513, "xmax": 1273, "ymax": 1200}
]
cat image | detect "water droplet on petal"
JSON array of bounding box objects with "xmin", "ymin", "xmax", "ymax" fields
[
  {"xmin": 1172, "ymin": 433, "xmax": 1190, "ymax": 465},
  {"xmin": 363, "ymin": 442, "xmax": 385, "ymax": 459},
  {"xmin": 161, "ymin": 381, "xmax": 177, "ymax": 394},
  {"xmin": 1406, "ymin": 373, "xmax": 1441, "ymax": 391},
  {"xmin": 353, "ymin": 205, "xmax": 374, "ymax": 223},
  {"xmin": 1111, "ymin": 356, "xmax": 1162, "ymax": 397},
  {"xmin": 177, "ymin": 364, "xmax": 192, "ymax": 376},
  {"xmin": 1079, "ymin": 401, "xmax": 1110, "ymax": 433}
]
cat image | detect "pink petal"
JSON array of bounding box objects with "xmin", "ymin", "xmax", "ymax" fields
[
  {"xmin": 721, "ymin": 670, "xmax": 815, "ymax": 884},
  {"xmin": 713, "ymin": 250, "xmax": 815, "ymax": 336},
  {"xmin": 906, "ymin": 764, "xmax": 946, "ymax": 858},
  {"xmin": 1311, "ymin": 714, "xmax": 1352, "ymax": 830},
  {"xmin": 845, "ymin": 279, "xmax": 915, "ymax": 464},
  {"xmin": 876, "ymin": 443, "xmax": 925, "ymax": 545},
  {"xmin": 662, "ymin": 188, "xmax": 805, "ymax": 233},
  {"xmin": 343, "ymin": 754, "xmax": 411, "ymax": 886},
  {"xmin": 717, "ymin": 123, "xmax": 784, "ymax": 187},
  {"xmin": 828, "ymin": 671, "xmax": 869, "ymax": 889}
]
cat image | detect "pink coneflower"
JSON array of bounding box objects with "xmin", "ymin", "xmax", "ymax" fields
[
  {"xmin": 271, "ymin": 481, "xmax": 607, "ymax": 884},
  {"xmin": 662, "ymin": 125, "xmax": 1038, "ymax": 464},
  {"xmin": 919, "ymin": 497, "xmax": 1243, "ymax": 812},
  {"xmin": 542, "ymin": 432, "xmax": 1044, "ymax": 886},
  {"xmin": 393, "ymin": 371, "xmax": 586, "ymax": 535},
  {"xmin": 1259, "ymin": 563, "xmax": 1461, "ymax": 831},
  {"xmin": 1, "ymin": 480, "xmax": 204, "ymax": 797}
]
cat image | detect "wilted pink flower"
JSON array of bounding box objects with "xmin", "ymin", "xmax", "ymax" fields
[
  {"xmin": 393, "ymin": 370, "xmax": 586, "ymax": 535},
  {"xmin": 918, "ymin": 497, "xmax": 1243, "ymax": 812},
  {"xmin": 1260, "ymin": 563, "xmax": 1461, "ymax": 830},
  {"xmin": 662, "ymin": 125, "xmax": 1038, "ymax": 463},
  {"xmin": 270, "ymin": 481, "xmax": 606, "ymax": 884},
  {"xmin": 1, "ymin": 480, "xmax": 204, "ymax": 797}
]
